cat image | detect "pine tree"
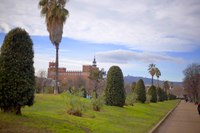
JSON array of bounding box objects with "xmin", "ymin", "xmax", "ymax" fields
[
  {"xmin": 148, "ymin": 85, "xmax": 157, "ymax": 103},
  {"xmin": 134, "ymin": 79, "xmax": 146, "ymax": 103},
  {"xmin": 0, "ymin": 28, "xmax": 35, "ymax": 115},
  {"xmin": 105, "ymin": 66, "xmax": 125, "ymax": 107}
]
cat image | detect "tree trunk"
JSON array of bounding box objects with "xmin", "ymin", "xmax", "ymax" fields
[
  {"xmin": 157, "ymin": 77, "xmax": 159, "ymax": 88},
  {"xmin": 54, "ymin": 43, "xmax": 59, "ymax": 94},
  {"xmin": 152, "ymin": 76, "xmax": 153, "ymax": 86},
  {"xmin": 15, "ymin": 105, "xmax": 21, "ymax": 115}
]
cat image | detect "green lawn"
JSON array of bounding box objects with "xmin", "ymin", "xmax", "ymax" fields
[{"xmin": 0, "ymin": 94, "xmax": 179, "ymax": 133}]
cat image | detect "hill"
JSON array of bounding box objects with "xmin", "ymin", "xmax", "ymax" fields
[{"xmin": 124, "ymin": 75, "xmax": 182, "ymax": 86}]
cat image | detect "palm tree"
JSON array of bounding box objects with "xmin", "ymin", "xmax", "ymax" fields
[
  {"xmin": 39, "ymin": 0, "xmax": 69, "ymax": 94},
  {"xmin": 155, "ymin": 67, "xmax": 161, "ymax": 87},
  {"xmin": 148, "ymin": 64, "xmax": 156, "ymax": 86}
]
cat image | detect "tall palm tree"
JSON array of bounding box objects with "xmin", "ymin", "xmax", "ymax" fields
[
  {"xmin": 155, "ymin": 67, "xmax": 161, "ymax": 87},
  {"xmin": 148, "ymin": 64, "xmax": 156, "ymax": 86},
  {"xmin": 39, "ymin": 0, "xmax": 69, "ymax": 94}
]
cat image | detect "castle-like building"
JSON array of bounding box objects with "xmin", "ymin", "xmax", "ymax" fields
[{"xmin": 47, "ymin": 57, "xmax": 99, "ymax": 86}]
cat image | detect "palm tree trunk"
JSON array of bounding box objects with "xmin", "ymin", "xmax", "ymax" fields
[
  {"xmin": 152, "ymin": 76, "xmax": 153, "ymax": 86},
  {"xmin": 157, "ymin": 77, "xmax": 159, "ymax": 88},
  {"xmin": 54, "ymin": 43, "xmax": 59, "ymax": 94}
]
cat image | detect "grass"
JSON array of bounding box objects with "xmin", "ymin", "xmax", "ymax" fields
[{"xmin": 0, "ymin": 94, "xmax": 179, "ymax": 133}]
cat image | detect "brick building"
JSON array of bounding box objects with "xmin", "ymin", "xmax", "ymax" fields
[{"xmin": 47, "ymin": 57, "xmax": 99, "ymax": 90}]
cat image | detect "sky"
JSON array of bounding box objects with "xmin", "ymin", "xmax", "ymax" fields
[{"xmin": 0, "ymin": 0, "xmax": 200, "ymax": 82}]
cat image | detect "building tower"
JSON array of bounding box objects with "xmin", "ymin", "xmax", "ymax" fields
[{"xmin": 92, "ymin": 56, "xmax": 97, "ymax": 67}]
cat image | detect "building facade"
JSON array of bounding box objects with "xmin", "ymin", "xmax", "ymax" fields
[{"xmin": 47, "ymin": 57, "xmax": 99, "ymax": 89}]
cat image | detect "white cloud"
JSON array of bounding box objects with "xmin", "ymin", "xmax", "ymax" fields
[
  {"xmin": 0, "ymin": 0, "xmax": 200, "ymax": 52},
  {"xmin": 96, "ymin": 49, "xmax": 184, "ymax": 64}
]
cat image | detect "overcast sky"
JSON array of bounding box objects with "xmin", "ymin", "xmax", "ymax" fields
[{"xmin": 0, "ymin": 0, "xmax": 200, "ymax": 82}]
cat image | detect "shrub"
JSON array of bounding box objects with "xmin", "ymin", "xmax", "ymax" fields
[
  {"xmin": 148, "ymin": 85, "xmax": 157, "ymax": 103},
  {"xmin": 145, "ymin": 94, "xmax": 152, "ymax": 104},
  {"xmin": 62, "ymin": 91, "xmax": 85, "ymax": 117},
  {"xmin": 91, "ymin": 93, "xmax": 104, "ymax": 111},
  {"xmin": 134, "ymin": 79, "xmax": 146, "ymax": 103},
  {"xmin": 157, "ymin": 87, "xmax": 164, "ymax": 102},
  {"xmin": 0, "ymin": 28, "xmax": 35, "ymax": 115},
  {"xmin": 105, "ymin": 66, "xmax": 125, "ymax": 107},
  {"xmin": 168, "ymin": 93, "xmax": 176, "ymax": 100},
  {"xmin": 80, "ymin": 87, "xmax": 87, "ymax": 98},
  {"xmin": 125, "ymin": 92, "xmax": 137, "ymax": 106}
]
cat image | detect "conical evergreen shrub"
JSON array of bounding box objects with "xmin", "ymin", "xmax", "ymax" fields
[{"xmin": 134, "ymin": 79, "xmax": 146, "ymax": 103}]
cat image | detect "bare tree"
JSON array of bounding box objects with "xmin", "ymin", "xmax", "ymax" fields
[{"xmin": 183, "ymin": 63, "xmax": 200, "ymax": 103}]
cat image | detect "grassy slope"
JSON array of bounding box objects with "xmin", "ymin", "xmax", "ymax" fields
[{"xmin": 0, "ymin": 94, "xmax": 179, "ymax": 133}]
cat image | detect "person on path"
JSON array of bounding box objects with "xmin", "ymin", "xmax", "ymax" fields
[{"xmin": 197, "ymin": 103, "xmax": 200, "ymax": 115}]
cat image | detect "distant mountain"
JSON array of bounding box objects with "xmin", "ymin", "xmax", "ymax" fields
[{"xmin": 124, "ymin": 75, "xmax": 182, "ymax": 86}]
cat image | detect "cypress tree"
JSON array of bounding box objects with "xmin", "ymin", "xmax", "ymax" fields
[
  {"xmin": 157, "ymin": 87, "xmax": 164, "ymax": 102},
  {"xmin": 0, "ymin": 28, "xmax": 35, "ymax": 115},
  {"xmin": 134, "ymin": 79, "xmax": 146, "ymax": 103},
  {"xmin": 148, "ymin": 85, "xmax": 157, "ymax": 103},
  {"xmin": 105, "ymin": 66, "xmax": 125, "ymax": 107}
]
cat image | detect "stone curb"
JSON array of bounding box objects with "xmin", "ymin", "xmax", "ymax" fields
[{"xmin": 148, "ymin": 100, "xmax": 181, "ymax": 133}]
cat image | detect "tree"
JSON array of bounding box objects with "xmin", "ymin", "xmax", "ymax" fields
[
  {"xmin": 131, "ymin": 82, "xmax": 136, "ymax": 92},
  {"xmin": 155, "ymin": 67, "xmax": 161, "ymax": 87},
  {"xmin": 183, "ymin": 63, "xmax": 200, "ymax": 102},
  {"xmin": 88, "ymin": 68, "xmax": 105, "ymax": 98},
  {"xmin": 148, "ymin": 64, "xmax": 156, "ymax": 86},
  {"xmin": 0, "ymin": 28, "xmax": 35, "ymax": 115},
  {"xmin": 148, "ymin": 85, "xmax": 157, "ymax": 103},
  {"xmin": 39, "ymin": 0, "xmax": 69, "ymax": 94},
  {"xmin": 134, "ymin": 79, "xmax": 146, "ymax": 103},
  {"xmin": 36, "ymin": 70, "xmax": 47, "ymax": 93},
  {"xmin": 157, "ymin": 87, "xmax": 164, "ymax": 102},
  {"xmin": 105, "ymin": 66, "xmax": 125, "ymax": 107},
  {"xmin": 163, "ymin": 81, "xmax": 170, "ymax": 93}
]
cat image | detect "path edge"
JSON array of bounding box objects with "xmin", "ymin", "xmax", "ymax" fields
[{"xmin": 148, "ymin": 100, "xmax": 181, "ymax": 133}]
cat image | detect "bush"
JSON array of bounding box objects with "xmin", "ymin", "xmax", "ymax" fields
[
  {"xmin": 157, "ymin": 87, "xmax": 164, "ymax": 102},
  {"xmin": 168, "ymin": 93, "xmax": 176, "ymax": 100},
  {"xmin": 125, "ymin": 92, "xmax": 137, "ymax": 106},
  {"xmin": 105, "ymin": 66, "xmax": 125, "ymax": 107},
  {"xmin": 62, "ymin": 91, "xmax": 86, "ymax": 117},
  {"xmin": 145, "ymin": 94, "xmax": 152, "ymax": 104},
  {"xmin": 91, "ymin": 93, "xmax": 104, "ymax": 111},
  {"xmin": 0, "ymin": 28, "xmax": 35, "ymax": 115},
  {"xmin": 148, "ymin": 85, "xmax": 157, "ymax": 103},
  {"xmin": 134, "ymin": 79, "xmax": 146, "ymax": 103}
]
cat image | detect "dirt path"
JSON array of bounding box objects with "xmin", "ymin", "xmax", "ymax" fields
[{"xmin": 154, "ymin": 100, "xmax": 200, "ymax": 133}]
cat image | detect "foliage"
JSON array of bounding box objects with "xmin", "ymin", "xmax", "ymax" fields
[
  {"xmin": 91, "ymin": 93, "xmax": 104, "ymax": 111},
  {"xmin": 148, "ymin": 64, "xmax": 156, "ymax": 86},
  {"xmin": 80, "ymin": 87, "xmax": 87, "ymax": 98},
  {"xmin": 157, "ymin": 87, "xmax": 165, "ymax": 102},
  {"xmin": 183, "ymin": 63, "xmax": 200, "ymax": 102},
  {"xmin": 148, "ymin": 85, "xmax": 157, "ymax": 103},
  {"xmin": 155, "ymin": 68, "xmax": 161, "ymax": 87},
  {"xmin": 134, "ymin": 79, "xmax": 146, "ymax": 103},
  {"xmin": 39, "ymin": 0, "xmax": 69, "ymax": 94},
  {"xmin": 105, "ymin": 66, "xmax": 125, "ymax": 107},
  {"xmin": 0, "ymin": 28, "xmax": 35, "ymax": 115},
  {"xmin": 168, "ymin": 93, "xmax": 177, "ymax": 100},
  {"xmin": 131, "ymin": 82, "xmax": 136, "ymax": 92},
  {"xmin": 125, "ymin": 92, "xmax": 137, "ymax": 106},
  {"xmin": 145, "ymin": 94, "xmax": 152, "ymax": 104},
  {"xmin": 163, "ymin": 81, "xmax": 170, "ymax": 92},
  {"xmin": 61, "ymin": 91, "xmax": 86, "ymax": 117},
  {"xmin": 89, "ymin": 68, "xmax": 105, "ymax": 98}
]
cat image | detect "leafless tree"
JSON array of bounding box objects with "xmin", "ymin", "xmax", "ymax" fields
[{"xmin": 183, "ymin": 63, "xmax": 200, "ymax": 102}]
